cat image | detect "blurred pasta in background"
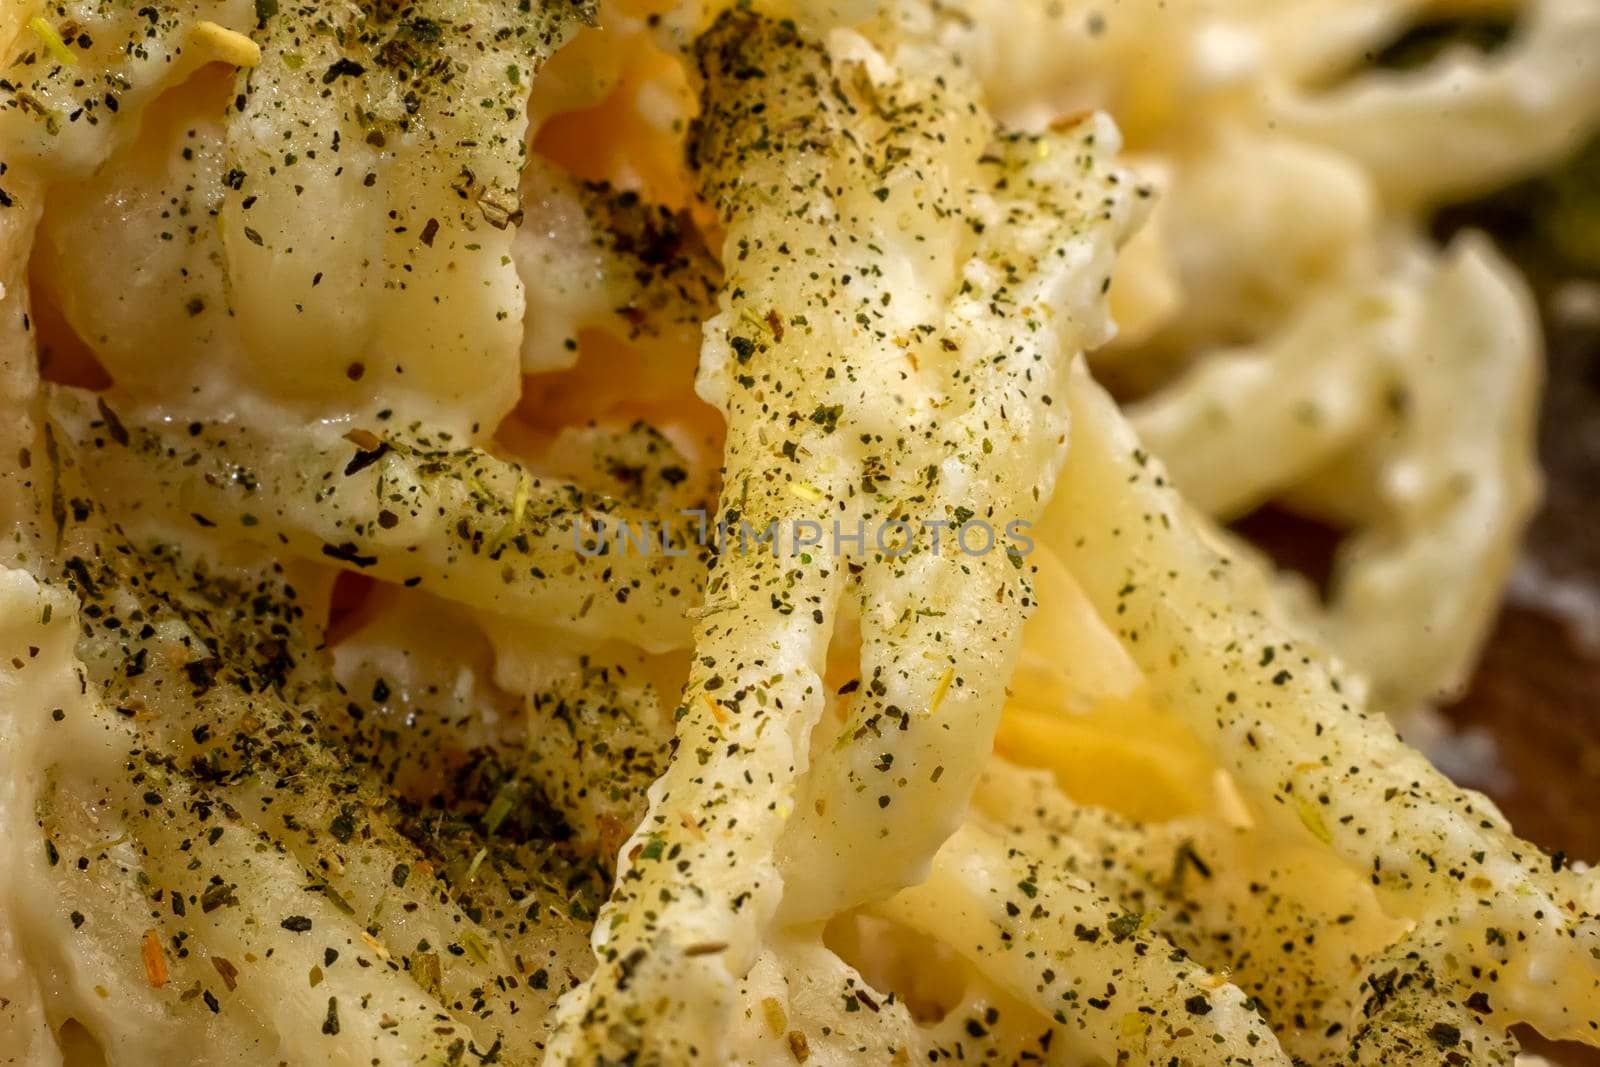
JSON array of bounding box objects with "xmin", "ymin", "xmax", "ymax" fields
[{"xmin": 2, "ymin": 0, "xmax": 1599, "ymax": 1064}]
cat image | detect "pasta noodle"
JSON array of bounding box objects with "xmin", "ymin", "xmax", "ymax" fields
[
  {"xmin": 47, "ymin": 388, "xmax": 707, "ymax": 651},
  {"xmin": 1, "ymin": 0, "xmax": 1597, "ymax": 1064}
]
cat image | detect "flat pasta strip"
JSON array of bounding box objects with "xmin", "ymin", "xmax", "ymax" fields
[
  {"xmin": 970, "ymin": 761, "xmax": 1411, "ymax": 1063},
  {"xmin": 1044, "ymin": 358, "xmax": 1600, "ymax": 1045},
  {"xmin": 730, "ymin": 933, "xmax": 1071, "ymax": 1065},
  {"xmin": 0, "ymin": 166, "xmax": 44, "ymax": 551},
  {"xmin": 1302, "ymin": 237, "xmax": 1542, "ymax": 707},
  {"xmin": 546, "ymin": 16, "xmax": 866, "ymax": 1057},
  {"xmin": 1128, "ymin": 275, "xmax": 1414, "ymax": 520},
  {"xmin": 0, "ymin": 0, "xmax": 256, "ymax": 176},
  {"xmin": 1130, "ymin": 236, "xmax": 1541, "ymax": 706},
  {"xmin": 218, "ymin": 0, "xmax": 593, "ymax": 435},
  {"xmin": 1, "ymin": 448, "xmax": 605, "ymax": 1062},
  {"xmin": 48, "ymin": 388, "xmax": 702, "ymax": 652},
  {"xmin": 880, "ymin": 821, "xmax": 1290, "ymax": 1065},
  {"xmin": 0, "ymin": 567, "xmax": 480, "ymax": 1063},
  {"xmin": 515, "ymin": 159, "xmax": 719, "ymax": 377},
  {"xmin": 1275, "ymin": 0, "xmax": 1600, "ymax": 207},
  {"xmin": 18, "ymin": 0, "xmax": 594, "ymax": 437},
  {"xmin": 777, "ymin": 114, "xmax": 1142, "ymax": 919},
  {"xmin": 484, "ymin": 616, "xmax": 676, "ymax": 859},
  {"xmin": 546, "ymin": 11, "xmax": 1141, "ymax": 1059}
]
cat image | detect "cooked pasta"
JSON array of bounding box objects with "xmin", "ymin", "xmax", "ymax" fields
[{"xmin": 0, "ymin": 0, "xmax": 1596, "ymax": 1064}]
